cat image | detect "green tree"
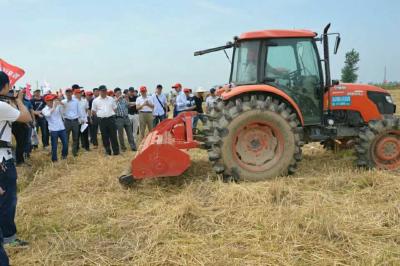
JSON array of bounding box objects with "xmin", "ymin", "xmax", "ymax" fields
[{"xmin": 341, "ymin": 49, "xmax": 360, "ymax": 83}]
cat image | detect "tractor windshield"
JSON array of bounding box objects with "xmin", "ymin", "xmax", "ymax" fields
[{"xmin": 231, "ymin": 40, "xmax": 260, "ymax": 85}]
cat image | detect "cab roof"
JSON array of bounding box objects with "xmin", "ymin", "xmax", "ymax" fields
[{"xmin": 239, "ymin": 29, "xmax": 317, "ymax": 40}]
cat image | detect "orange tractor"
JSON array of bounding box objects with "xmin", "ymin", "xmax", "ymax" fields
[{"xmin": 119, "ymin": 24, "xmax": 398, "ymax": 185}]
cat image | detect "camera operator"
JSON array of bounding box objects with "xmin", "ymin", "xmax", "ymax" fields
[{"xmin": 0, "ymin": 71, "xmax": 32, "ymax": 265}]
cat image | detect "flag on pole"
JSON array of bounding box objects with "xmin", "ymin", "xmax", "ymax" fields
[
  {"xmin": 0, "ymin": 58, "xmax": 25, "ymax": 86},
  {"xmin": 25, "ymin": 83, "xmax": 32, "ymax": 99}
]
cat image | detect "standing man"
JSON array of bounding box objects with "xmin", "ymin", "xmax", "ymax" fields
[
  {"xmin": 205, "ymin": 88, "xmax": 219, "ymax": 113},
  {"xmin": 61, "ymin": 88, "xmax": 81, "ymax": 157},
  {"xmin": 42, "ymin": 94, "xmax": 68, "ymax": 162},
  {"xmin": 173, "ymin": 84, "xmax": 190, "ymax": 116},
  {"xmin": 114, "ymin": 88, "xmax": 136, "ymax": 152},
  {"xmin": 92, "ymin": 85, "xmax": 119, "ymax": 156},
  {"xmin": 74, "ymin": 89, "xmax": 90, "ymax": 151},
  {"xmin": 31, "ymin": 89, "xmax": 49, "ymax": 149},
  {"xmin": 193, "ymin": 87, "xmax": 207, "ymax": 130},
  {"xmin": 151, "ymin": 84, "xmax": 167, "ymax": 127},
  {"xmin": 0, "ymin": 72, "xmax": 32, "ymax": 265},
  {"xmin": 136, "ymin": 86, "xmax": 154, "ymax": 139},
  {"xmin": 89, "ymin": 88, "xmax": 99, "ymax": 147},
  {"xmin": 171, "ymin": 83, "xmax": 183, "ymax": 117},
  {"xmin": 127, "ymin": 87, "xmax": 139, "ymax": 143}
]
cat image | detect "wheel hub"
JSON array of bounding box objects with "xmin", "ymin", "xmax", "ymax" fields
[
  {"xmin": 234, "ymin": 122, "xmax": 282, "ymax": 172},
  {"xmin": 375, "ymin": 136, "xmax": 400, "ymax": 161},
  {"xmin": 372, "ymin": 130, "xmax": 400, "ymax": 170}
]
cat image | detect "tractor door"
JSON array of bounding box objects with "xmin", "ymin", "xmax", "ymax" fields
[{"xmin": 262, "ymin": 38, "xmax": 324, "ymax": 125}]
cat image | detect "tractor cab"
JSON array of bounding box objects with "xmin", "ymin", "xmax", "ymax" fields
[{"xmin": 230, "ymin": 31, "xmax": 324, "ymax": 125}]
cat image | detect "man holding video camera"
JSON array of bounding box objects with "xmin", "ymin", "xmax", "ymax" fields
[{"xmin": 0, "ymin": 71, "xmax": 32, "ymax": 265}]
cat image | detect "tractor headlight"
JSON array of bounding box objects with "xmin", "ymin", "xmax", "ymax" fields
[{"xmin": 385, "ymin": 95, "xmax": 393, "ymax": 104}]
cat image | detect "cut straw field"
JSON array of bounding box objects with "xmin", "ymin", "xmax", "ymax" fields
[{"xmin": 7, "ymin": 90, "xmax": 400, "ymax": 265}]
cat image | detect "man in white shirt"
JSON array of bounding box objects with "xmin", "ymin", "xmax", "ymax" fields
[
  {"xmin": 0, "ymin": 71, "xmax": 32, "ymax": 262},
  {"xmin": 174, "ymin": 84, "xmax": 189, "ymax": 116},
  {"xmin": 171, "ymin": 83, "xmax": 184, "ymax": 117},
  {"xmin": 61, "ymin": 88, "xmax": 81, "ymax": 156},
  {"xmin": 151, "ymin": 84, "xmax": 168, "ymax": 127},
  {"xmin": 136, "ymin": 86, "xmax": 154, "ymax": 138},
  {"xmin": 74, "ymin": 89, "xmax": 90, "ymax": 151},
  {"xmin": 91, "ymin": 85, "xmax": 119, "ymax": 156},
  {"xmin": 42, "ymin": 94, "xmax": 68, "ymax": 162},
  {"xmin": 205, "ymin": 88, "xmax": 219, "ymax": 113}
]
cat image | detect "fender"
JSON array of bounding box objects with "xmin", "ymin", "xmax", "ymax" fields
[{"xmin": 220, "ymin": 84, "xmax": 305, "ymax": 125}]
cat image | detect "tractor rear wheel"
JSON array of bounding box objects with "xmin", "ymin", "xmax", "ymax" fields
[
  {"xmin": 356, "ymin": 117, "xmax": 400, "ymax": 170},
  {"xmin": 205, "ymin": 94, "xmax": 303, "ymax": 181}
]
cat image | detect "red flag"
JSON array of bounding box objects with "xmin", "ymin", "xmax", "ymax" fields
[
  {"xmin": 25, "ymin": 83, "xmax": 32, "ymax": 99},
  {"xmin": 0, "ymin": 58, "xmax": 25, "ymax": 86}
]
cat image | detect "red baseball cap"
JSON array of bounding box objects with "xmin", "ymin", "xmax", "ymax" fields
[
  {"xmin": 44, "ymin": 94, "xmax": 57, "ymax": 102},
  {"xmin": 183, "ymin": 88, "xmax": 191, "ymax": 93},
  {"xmin": 172, "ymin": 83, "xmax": 182, "ymax": 89},
  {"xmin": 107, "ymin": 90, "xmax": 114, "ymax": 96},
  {"xmin": 140, "ymin": 86, "xmax": 147, "ymax": 92}
]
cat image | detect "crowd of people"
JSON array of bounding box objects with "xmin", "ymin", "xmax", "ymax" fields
[{"xmin": 0, "ymin": 69, "xmax": 221, "ymax": 264}]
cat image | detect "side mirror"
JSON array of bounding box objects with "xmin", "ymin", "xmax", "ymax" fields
[
  {"xmin": 332, "ymin": 79, "xmax": 340, "ymax": 85},
  {"xmin": 334, "ymin": 35, "xmax": 341, "ymax": 54}
]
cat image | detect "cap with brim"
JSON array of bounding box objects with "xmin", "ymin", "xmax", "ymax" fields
[
  {"xmin": 34, "ymin": 89, "xmax": 41, "ymax": 92},
  {"xmin": 210, "ymin": 88, "xmax": 216, "ymax": 93},
  {"xmin": 140, "ymin": 86, "xmax": 147, "ymax": 92},
  {"xmin": 72, "ymin": 84, "xmax": 83, "ymax": 90},
  {"xmin": 44, "ymin": 94, "xmax": 57, "ymax": 101},
  {"xmin": 128, "ymin": 87, "xmax": 135, "ymax": 91},
  {"xmin": 156, "ymin": 84, "xmax": 163, "ymax": 89},
  {"xmin": 172, "ymin": 83, "xmax": 182, "ymax": 89},
  {"xmin": 98, "ymin": 85, "xmax": 107, "ymax": 91},
  {"xmin": 183, "ymin": 88, "xmax": 191, "ymax": 93},
  {"xmin": 65, "ymin": 88, "xmax": 72, "ymax": 92}
]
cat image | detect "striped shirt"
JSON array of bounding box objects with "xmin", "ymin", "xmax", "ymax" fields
[{"xmin": 115, "ymin": 97, "xmax": 129, "ymax": 117}]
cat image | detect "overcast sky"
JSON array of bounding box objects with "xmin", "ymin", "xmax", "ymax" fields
[{"xmin": 1, "ymin": 0, "xmax": 399, "ymax": 91}]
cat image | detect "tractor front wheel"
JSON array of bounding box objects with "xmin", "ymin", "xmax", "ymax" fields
[
  {"xmin": 206, "ymin": 94, "xmax": 303, "ymax": 181},
  {"xmin": 356, "ymin": 117, "xmax": 400, "ymax": 170}
]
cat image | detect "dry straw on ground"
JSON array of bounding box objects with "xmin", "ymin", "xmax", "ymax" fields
[{"xmin": 6, "ymin": 91, "xmax": 400, "ymax": 265}]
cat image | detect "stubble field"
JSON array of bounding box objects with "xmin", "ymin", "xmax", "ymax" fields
[{"xmin": 7, "ymin": 90, "xmax": 400, "ymax": 265}]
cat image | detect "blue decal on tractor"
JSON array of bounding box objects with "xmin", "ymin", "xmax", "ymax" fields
[{"xmin": 332, "ymin": 96, "xmax": 351, "ymax": 106}]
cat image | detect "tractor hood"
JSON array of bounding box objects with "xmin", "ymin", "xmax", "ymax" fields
[{"xmin": 332, "ymin": 83, "xmax": 389, "ymax": 94}]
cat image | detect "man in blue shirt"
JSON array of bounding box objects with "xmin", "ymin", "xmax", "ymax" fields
[{"xmin": 61, "ymin": 88, "xmax": 82, "ymax": 157}]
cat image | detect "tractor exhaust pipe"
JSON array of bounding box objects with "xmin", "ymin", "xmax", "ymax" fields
[{"xmin": 323, "ymin": 23, "xmax": 331, "ymax": 88}]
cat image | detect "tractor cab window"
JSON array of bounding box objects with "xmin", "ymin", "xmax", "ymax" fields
[
  {"xmin": 231, "ymin": 41, "xmax": 260, "ymax": 85},
  {"xmin": 264, "ymin": 38, "xmax": 323, "ymax": 124}
]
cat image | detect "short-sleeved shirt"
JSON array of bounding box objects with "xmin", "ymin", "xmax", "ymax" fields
[
  {"xmin": 115, "ymin": 97, "xmax": 129, "ymax": 117},
  {"xmin": 77, "ymin": 99, "xmax": 89, "ymax": 123},
  {"xmin": 42, "ymin": 105, "xmax": 65, "ymax": 132},
  {"xmin": 128, "ymin": 96, "xmax": 138, "ymax": 115},
  {"xmin": 206, "ymin": 95, "xmax": 218, "ymax": 111},
  {"xmin": 0, "ymin": 101, "xmax": 20, "ymax": 161},
  {"xmin": 31, "ymin": 96, "xmax": 46, "ymax": 119},
  {"xmin": 193, "ymin": 96, "xmax": 204, "ymax": 113},
  {"xmin": 92, "ymin": 96, "xmax": 116, "ymax": 118},
  {"xmin": 151, "ymin": 93, "xmax": 167, "ymax": 116},
  {"xmin": 136, "ymin": 96, "xmax": 153, "ymax": 113}
]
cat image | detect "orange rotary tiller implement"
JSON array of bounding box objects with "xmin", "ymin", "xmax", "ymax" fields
[{"xmin": 119, "ymin": 112, "xmax": 199, "ymax": 186}]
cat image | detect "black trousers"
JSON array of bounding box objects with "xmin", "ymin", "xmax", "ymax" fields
[
  {"xmin": 36, "ymin": 117, "xmax": 49, "ymax": 147},
  {"xmin": 89, "ymin": 115, "xmax": 99, "ymax": 146},
  {"xmin": 79, "ymin": 126, "xmax": 90, "ymax": 150},
  {"xmin": 99, "ymin": 116, "xmax": 119, "ymax": 155},
  {"xmin": 64, "ymin": 118, "xmax": 80, "ymax": 156},
  {"xmin": 11, "ymin": 122, "xmax": 29, "ymax": 164}
]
